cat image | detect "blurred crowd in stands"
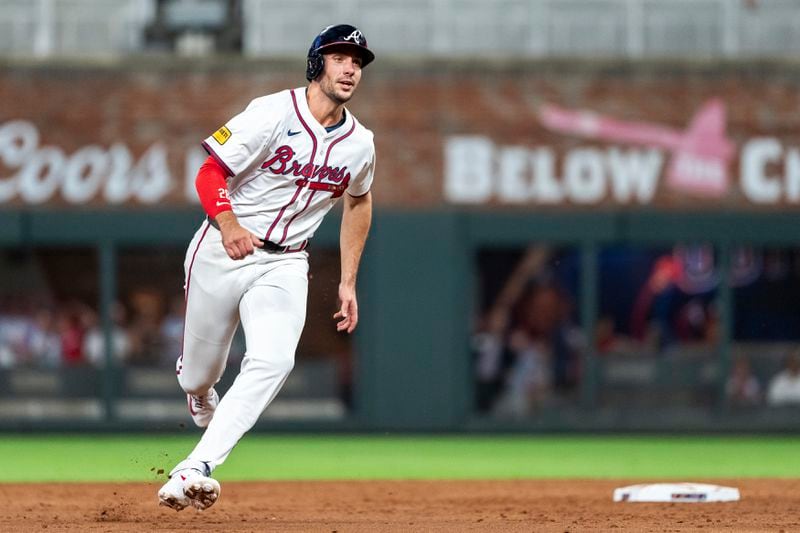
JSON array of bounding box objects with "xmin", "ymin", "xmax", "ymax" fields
[
  {"xmin": 473, "ymin": 247, "xmax": 583, "ymax": 417},
  {"xmin": 725, "ymin": 351, "xmax": 800, "ymax": 408},
  {"xmin": 0, "ymin": 290, "xmax": 186, "ymax": 369},
  {"xmin": 3, "ymin": 243, "xmax": 800, "ymax": 416},
  {"xmin": 474, "ymin": 245, "xmax": 800, "ymax": 417}
]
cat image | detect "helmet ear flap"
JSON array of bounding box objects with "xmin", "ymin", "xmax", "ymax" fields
[{"xmin": 306, "ymin": 51, "xmax": 324, "ymax": 81}]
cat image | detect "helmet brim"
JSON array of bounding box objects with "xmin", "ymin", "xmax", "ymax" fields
[{"xmin": 315, "ymin": 41, "xmax": 375, "ymax": 68}]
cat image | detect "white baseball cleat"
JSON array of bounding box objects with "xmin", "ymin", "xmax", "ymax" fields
[
  {"xmin": 158, "ymin": 468, "xmax": 221, "ymax": 511},
  {"xmin": 184, "ymin": 474, "xmax": 221, "ymax": 510},
  {"xmin": 187, "ymin": 388, "xmax": 219, "ymax": 427}
]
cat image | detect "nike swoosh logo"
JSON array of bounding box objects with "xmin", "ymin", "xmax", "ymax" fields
[
  {"xmin": 287, "ymin": 130, "xmax": 301, "ymax": 136},
  {"xmin": 216, "ymin": 201, "xmax": 230, "ymax": 207}
]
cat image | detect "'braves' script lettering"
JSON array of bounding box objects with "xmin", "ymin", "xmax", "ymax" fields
[{"xmin": 260, "ymin": 145, "xmax": 351, "ymax": 196}]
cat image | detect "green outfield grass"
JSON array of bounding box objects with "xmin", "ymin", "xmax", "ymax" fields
[{"xmin": 0, "ymin": 434, "xmax": 798, "ymax": 483}]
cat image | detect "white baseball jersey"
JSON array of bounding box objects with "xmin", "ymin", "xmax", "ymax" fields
[{"xmin": 202, "ymin": 87, "xmax": 375, "ymax": 247}]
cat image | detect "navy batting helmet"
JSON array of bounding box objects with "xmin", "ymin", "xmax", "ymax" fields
[{"xmin": 306, "ymin": 24, "xmax": 375, "ymax": 81}]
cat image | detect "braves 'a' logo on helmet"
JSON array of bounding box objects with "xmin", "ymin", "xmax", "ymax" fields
[{"xmin": 342, "ymin": 30, "xmax": 365, "ymax": 45}]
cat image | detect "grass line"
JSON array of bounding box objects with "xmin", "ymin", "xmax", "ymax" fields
[{"xmin": 1, "ymin": 434, "xmax": 798, "ymax": 483}]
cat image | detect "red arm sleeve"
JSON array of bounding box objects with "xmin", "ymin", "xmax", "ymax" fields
[{"xmin": 195, "ymin": 156, "xmax": 233, "ymax": 219}]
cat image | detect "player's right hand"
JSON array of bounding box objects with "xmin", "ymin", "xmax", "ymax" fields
[{"xmin": 215, "ymin": 212, "xmax": 264, "ymax": 260}]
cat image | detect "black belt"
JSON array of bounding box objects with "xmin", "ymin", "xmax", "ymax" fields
[{"xmin": 207, "ymin": 217, "xmax": 308, "ymax": 254}]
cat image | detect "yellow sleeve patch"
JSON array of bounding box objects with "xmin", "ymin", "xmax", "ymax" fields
[{"xmin": 212, "ymin": 126, "xmax": 232, "ymax": 145}]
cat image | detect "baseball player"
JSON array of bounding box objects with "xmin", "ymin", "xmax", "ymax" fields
[{"xmin": 158, "ymin": 24, "xmax": 375, "ymax": 511}]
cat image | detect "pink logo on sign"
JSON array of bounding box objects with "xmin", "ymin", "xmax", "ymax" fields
[{"xmin": 538, "ymin": 99, "xmax": 735, "ymax": 197}]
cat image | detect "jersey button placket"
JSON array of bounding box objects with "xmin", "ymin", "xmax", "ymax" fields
[{"xmin": 319, "ymin": 134, "xmax": 328, "ymax": 157}]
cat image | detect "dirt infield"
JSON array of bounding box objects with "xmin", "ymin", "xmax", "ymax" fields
[{"xmin": 2, "ymin": 479, "xmax": 799, "ymax": 532}]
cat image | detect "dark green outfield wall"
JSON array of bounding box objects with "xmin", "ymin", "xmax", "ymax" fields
[{"xmin": 1, "ymin": 209, "xmax": 799, "ymax": 431}]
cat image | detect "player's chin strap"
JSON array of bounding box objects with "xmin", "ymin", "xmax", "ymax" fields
[{"xmin": 206, "ymin": 216, "xmax": 309, "ymax": 253}]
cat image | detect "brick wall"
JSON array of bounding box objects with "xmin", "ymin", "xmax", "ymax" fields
[{"xmin": 2, "ymin": 59, "xmax": 799, "ymax": 209}]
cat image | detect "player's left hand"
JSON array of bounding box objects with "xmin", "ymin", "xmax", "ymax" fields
[{"xmin": 334, "ymin": 283, "xmax": 358, "ymax": 333}]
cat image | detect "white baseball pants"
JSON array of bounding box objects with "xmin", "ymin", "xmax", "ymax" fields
[{"xmin": 176, "ymin": 220, "xmax": 308, "ymax": 471}]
